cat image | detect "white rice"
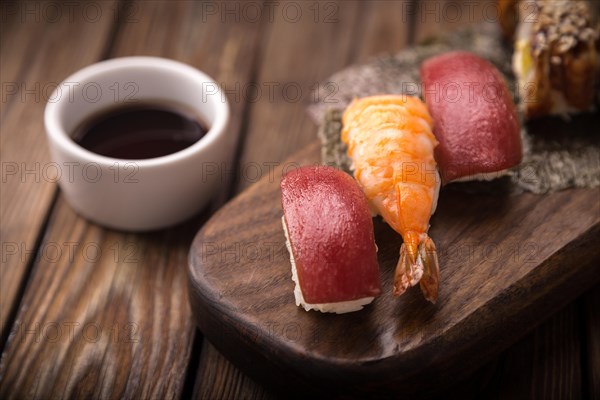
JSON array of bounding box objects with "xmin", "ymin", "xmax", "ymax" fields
[
  {"xmin": 452, "ymin": 168, "xmax": 512, "ymax": 182},
  {"xmin": 282, "ymin": 216, "xmax": 375, "ymax": 314},
  {"xmin": 431, "ymin": 169, "xmax": 441, "ymax": 215}
]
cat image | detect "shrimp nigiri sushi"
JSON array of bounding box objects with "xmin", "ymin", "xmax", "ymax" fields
[
  {"xmin": 342, "ymin": 95, "xmax": 440, "ymax": 303},
  {"xmin": 280, "ymin": 166, "xmax": 381, "ymax": 313}
]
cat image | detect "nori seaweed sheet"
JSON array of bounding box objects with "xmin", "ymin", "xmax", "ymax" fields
[{"xmin": 309, "ymin": 23, "xmax": 599, "ymax": 194}]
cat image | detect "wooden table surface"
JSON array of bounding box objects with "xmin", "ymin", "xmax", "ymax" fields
[{"xmin": 1, "ymin": 1, "xmax": 598, "ymax": 398}]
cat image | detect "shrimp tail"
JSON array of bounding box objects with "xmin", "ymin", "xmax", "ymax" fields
[
  {"xmin": 419, "ymin": 237, "xmax": 439, "ymax": 304},
  {"xmin": 393, "ymin": 236, "xmax": 422, "ymax": 297},
  {"xmin": 393, "ymin": 235, "xmax": 439, "ymax": 304}
]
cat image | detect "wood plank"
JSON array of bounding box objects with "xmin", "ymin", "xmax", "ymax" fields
[
  {"xmin": 0, "ymin": 0, "xmax": 117, "ymax": 342},
  {"xmin": 412, "ymin": 0, "xmax": 494, "ymax": 44},
  {"xmin": 530, "ymin": 303, "xmax": 583, "ymax": 398},
  {"xmin": 0, "ymin": 1, "xmax": 263, "ymax": 397},
  {"xmin": 192, "ymin": 1, "xmax": 413, "ymax": 397},
  {"xmin": 0, "ymin": 196, "xmax": 197, "ymax": 398},
  {"xmin": 349, "ymin": 0, "xmax": 411, "ymax": 63},
  {"xmin": 584, "ymin": 285, "xmax": 600, "ymax": 399},
  {"xmin": 234, "ymin": 0, "xmax": 364, "ymax": 192},
  {"xmin": 193, "ymin": 341, "xmax": 276, "ymax": 400},
  {"xmin": 480, "ymin": 299, "xmax": 585, "ymax": 399}
]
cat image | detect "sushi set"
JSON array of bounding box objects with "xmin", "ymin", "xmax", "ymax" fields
[{"xmin": 188, "ymin": 1, "xmax": 599, "ymax": 396}]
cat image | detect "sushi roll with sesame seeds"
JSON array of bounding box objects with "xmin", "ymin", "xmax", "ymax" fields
[{"xmin": 511, "ymin": 0, "xmax": 600, "ymax": 119}]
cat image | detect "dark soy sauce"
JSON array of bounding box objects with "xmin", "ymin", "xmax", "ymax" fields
[{"xmin": 72, "ymin": 101, "xmax": 208, "ymax": 160}]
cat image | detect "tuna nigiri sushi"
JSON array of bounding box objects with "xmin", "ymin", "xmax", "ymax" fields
[
  {"xmin": 280, "ymin": 166, "xmax": 381, "ymax": 313},
  {"xmin": 420, "ymin": 51, "xmax": 523, "ymax": 183}
]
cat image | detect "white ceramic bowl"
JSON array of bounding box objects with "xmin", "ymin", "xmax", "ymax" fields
[{"xmin": 44, "ymin": 56, "xmax": 230, "ymax": 231}]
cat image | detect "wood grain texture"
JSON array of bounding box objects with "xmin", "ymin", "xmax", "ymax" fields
[
  {"xmin": 412, "ymin": 0, "xmax": 494, "ymax": 44},
  {"xmin": 339, "ymin": 0, "xmax": 411, "ymax": 64},
  {"xmin": 235, "ymin": 0, "xmax": 366, "ymax": 192},
  {"xmin": 529, "ymin": 304, "xmax": 582, "ymax": 399},
  {"xmin": 584, "ymin": 285, "xmax": 600, "ymax": 399},
  {"xmin": 479, "ymin": 299, "xmax": 587, "ymax": 399},
  {"xmin": 0, "ymin": 0, "xmax": 117, "ymax": 341},
  {"xmin": 0, "ymin": 196, "xmax": 198, "ymax": 398},
  {"xmin": 188, "ymin": 140, "xmax": 600, "ymax": 397},
  {"xmin": 193, "ymin": 340, "xmax": 276, "ymax": 400},
  {"xmin": 0, "ymin": 0, "xmax": 263, "ymax": 397}
]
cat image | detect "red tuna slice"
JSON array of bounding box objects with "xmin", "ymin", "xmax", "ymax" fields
[
  {"xmin": 280, "ymin": 166, "xmax": 381, "ymax": 304},
  {"xmin": 420, "ymin": 51, "xmax": 522, "ymax": 183}
]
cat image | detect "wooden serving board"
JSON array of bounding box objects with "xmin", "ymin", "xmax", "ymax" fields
[{"xmin": 188, "ymin": 140, "xmax": 600, "ymax": 397}]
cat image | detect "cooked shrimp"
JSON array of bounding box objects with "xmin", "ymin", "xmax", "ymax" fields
[{"xmin": 342, "ymin": 95, "xmax": 441, "ymax": 303}]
